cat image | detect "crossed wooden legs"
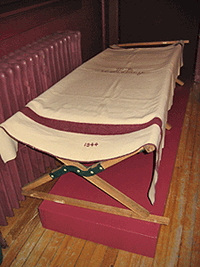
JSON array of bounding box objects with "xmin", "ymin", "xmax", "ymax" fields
[
  {"xmin": 22, "ymin": 145, "xmax": 170, "ymax": 225},
  {"xmin": 21, "ymin": 78, "xmax": 185, "ymax": 226}
]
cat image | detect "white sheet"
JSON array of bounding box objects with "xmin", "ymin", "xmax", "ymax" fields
[{"xmin": 0, "ymin": 42, "xmax": 184, "ymax": 204}]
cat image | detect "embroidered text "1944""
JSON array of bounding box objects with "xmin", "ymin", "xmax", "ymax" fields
[{"xmin": 84, "ymin": 142, "xmax": 98, "ymax": 147}]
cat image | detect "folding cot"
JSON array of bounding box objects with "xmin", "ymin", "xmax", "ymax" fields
[{"xmin": 0, "ymin": 40, "xmax": 189, "ymax": 225}]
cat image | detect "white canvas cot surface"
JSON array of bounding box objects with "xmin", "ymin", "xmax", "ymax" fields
[{"xmin": 0, "ymin": 42, "xmax": 184, "ymax": 204}]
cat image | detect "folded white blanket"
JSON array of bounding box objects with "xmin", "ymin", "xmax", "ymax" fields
[{"xmin": 0, "ymin": 42, "xmax": 184, "ymax": 204}]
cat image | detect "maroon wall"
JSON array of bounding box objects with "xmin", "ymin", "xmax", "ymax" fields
[{"xmin": 0, "ymin": 0, "xmax": 103, "ymax": 62}]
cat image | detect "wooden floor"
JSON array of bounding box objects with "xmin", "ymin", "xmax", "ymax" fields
[{"xmin": 0, "ymin": 82, "xmax": 200, "ymax": 266}]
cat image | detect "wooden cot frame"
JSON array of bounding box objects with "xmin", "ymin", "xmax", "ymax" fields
[{"xmin": 22, "ymin": 40, "xmax": 189, "ymax": 226}]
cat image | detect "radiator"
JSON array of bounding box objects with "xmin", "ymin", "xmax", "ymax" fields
[{"xmin": 0, "ymin": 30, "xmax": 82, "ymax": 225}]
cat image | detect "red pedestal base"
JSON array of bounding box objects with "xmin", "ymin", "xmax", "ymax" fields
[
  {"xmin": 39, "ymin": 154, "xmax": 160, "ymax": 258},
  {"xmin": 39, "ymin": 83, "xmax": 190, "ymax": 257}
]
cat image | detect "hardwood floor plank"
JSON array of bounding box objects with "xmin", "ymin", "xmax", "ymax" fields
[
  {"xmin": 178, "ymin": 93, "xmax": 200, "ymax": 266},
  {"xmin": 0, "ymin": 179, "xmax": 57, "ymax": 240},
  {"xmin": 0, "ymin": 197, "xmax": 33, "ymax": 237},
  {"xmin": 75, "ymin": 240, "xmax": 97, "ymax": 267},
  {"xmin": 191, "ymin": 179, "xmax": 200, "ymax": 266},
  {"xmin": 0, "ymin": 211, "xmax": 41, "ymax": 267},
  {"xmin": 22, "ymin": 228, "xmax": 55, "ymax": 266},
  {"xmin": 87, "ymin": 244, "xmax": 108, "ymax": 267},
  {"xmin": 35, "ymin": 230, "xmax": 66, "ymax": 267},
  {"xmin": 60, "ymin": 238, "xmax": 86, "ymax": 266},
  {"xmin": 100, "ymin": 247, "xmax": 119, "ymax": 267},
  {"xmin": 114, "ymin": 250, "xmax": 132, "ymax": 266},
  {"xmin": 49, "ymin": 235, "xmax": 76, "ymax": 267},
  {"xmin": 10, "ymin": 219, "xmax": 45, "ymax": 267},
  {"xmin": 9, "ymin": 200, "xmax": 41, "ymax": 238},
  {"xmin": 138, "ymin": 256, "xmax": 154, "ymax": 267},
  {"xmin": 127, "ymin": 253, "xmax": 142, "ymax": 266},
  {"xmin": 3, "ymin": 201, "xmax": 42, "ymax": 256},
  {"xmin": 1, "ymin": 206, "xmax": 41, "ymax": 258},
  {"xmin": 0, "ymin": 197, "xmax": 41, "ymax": 243},
  {"xmin": 0, "ymin": 176, "xmax": 57, "ymax": 259},
  {"xmin": 190, "ymin": 83, "xmax": 200, "ymax": 267},
  {"xmin": 163, "ymin": 85, "xmax": 198, "ymax": 266}
]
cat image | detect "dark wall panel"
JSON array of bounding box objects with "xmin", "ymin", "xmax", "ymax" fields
[{"xmin": 119, "ymin": 0, "xmax": 200, "ymax": 76}]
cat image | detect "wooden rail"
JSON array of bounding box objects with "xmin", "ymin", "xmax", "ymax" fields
[{"xmin": 117, "ymin": 40, "xmax": 189, "ymax": 47}]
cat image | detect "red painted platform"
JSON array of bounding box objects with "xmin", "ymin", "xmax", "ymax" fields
[{"xmin": 39, "ymin": 82, "xmax": 190, "ymax": 257}]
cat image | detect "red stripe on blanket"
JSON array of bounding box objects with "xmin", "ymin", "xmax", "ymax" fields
[{"xmin": 20, "ymin": 107, "xmax": 162, "ymax": 135}]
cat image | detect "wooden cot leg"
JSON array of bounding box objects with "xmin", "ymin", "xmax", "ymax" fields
[
  {"xmin": 82, "ymin": 173, "xmax": 150, "ymax": 218},
  {"xmin": 21, "ymin": 145, "xmax": 170, "ymax": 225},
  {"xmin": 176, "ymin": 78, "xmax": 184, "ymax": 86},
  {"xmin": 58, "ymin": 157, "xmax": 149, "ymax": 218},
  {"xmin": 166, "ymin": 122, "xmax": 172, "ymax": 130},
  {"xmin": 22, "ymin": 165, "xmax": 63, "ymax": 191},
  {"xmin": 22, "ymin": 190, "xmax": 170, "ymax": 225},
  {"xmin": 57, "ymin": 145, "xmax": 155, "ymax": 219},
  {"xmin": 117, "ymin": 40, "xmax": 189, "ymax": 48}
]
